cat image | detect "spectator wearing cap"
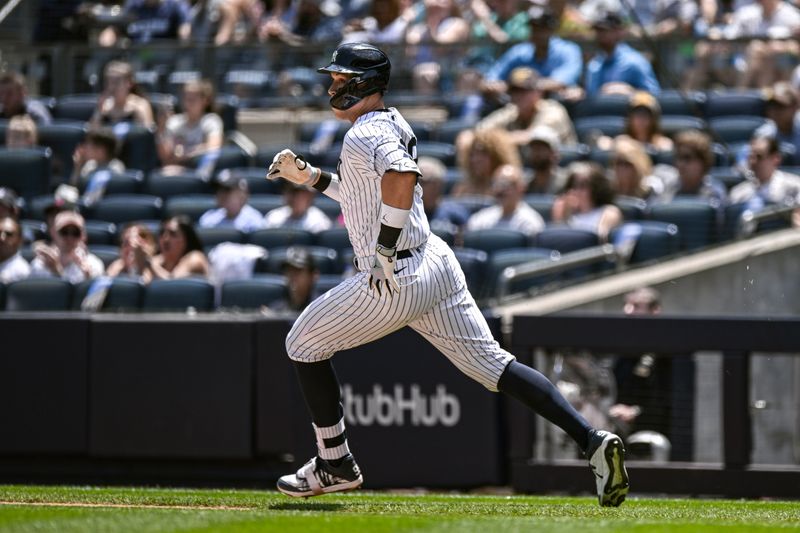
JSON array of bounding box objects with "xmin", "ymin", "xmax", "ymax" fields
[
  {"xmin": 525, "ymin": 125, "xmax": 568, "ymax": 195},
  {"xmin": 0, "ymin": 71, "xmax": 52, "ymax": 125},
  {"xmin": 475, "ymin": 66, "xmax": 577, "ymax": 147},
  {"xmin": 752, "ymin": 82, "xmax": 800, "ymax": 165},
  {"xmin": 482, "ymin": 5, "xmax": 582, "ymax": 100},
  {"xmin": 263, "ymin": 181, "xmax": 332, "ymax": 233},
  {"xmin": 5, "ymin": 115, "xmax": 38, "ymax": 149},
  {"xmin": 596, "ymin": 91, "xmax": 673, "ymax": 152},
  {"xmin": 277, "ymin": 245, "xmax": 321, "ymax": 314},
  {"xmin": 583, "ymin": 9, "xmax": 661, "ymax": 98},
  {"xmin": 199, "ymin": 173, "xmax": 265, "ymax": 232},
  {"xmin": 551, "ymin": 161, "xmax": 623, "ymax": 242},
  {"xmin": 465, "ymin": 164, "xmax": 545, "ymax": 237},
  {"xmin": 39, "ymin": 185, "xmax": 81, "ymax": 245},
  {"xmin": 30, "ymin": 211, "xmax": 105, "ymax": 283},
  {"xmin": 0, "ymin": 216, "xmax": 31, "ymax": 283},
  {"xmin": 660, "ymin": 129, "xmax": 727, "ymax": 206},
  {"xmin": 418, "ymin": 156, "xmax": 469, "ymax": 229},
  {"xmin": 0, "ymin": 188, "xmax": 21, "ymax": 220}
]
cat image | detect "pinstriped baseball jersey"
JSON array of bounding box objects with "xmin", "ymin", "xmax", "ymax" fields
[
  {"xmin": 336, "ymin": 108, "xmax": 429, "ymax": 258},
  {"xmin": 285, "ymin": 106, "xmax": 516, "ymax": 391}
]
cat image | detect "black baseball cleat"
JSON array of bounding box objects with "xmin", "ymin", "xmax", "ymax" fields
[
  {"xmin": 586, "ymin": 429, "xmax": 630, "ymax": 507},
  {"xmin": 277, "ymin": 454, "xmax": 363, "ymax": 498}
]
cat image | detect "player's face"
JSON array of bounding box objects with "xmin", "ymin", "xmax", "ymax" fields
[{"xmin": 327, "ymin": 72, "xmax": 366, "ymax": 121}]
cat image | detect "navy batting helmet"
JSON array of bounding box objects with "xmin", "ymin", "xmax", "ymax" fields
[{"xmin": 317, "ymin": 42, "xmax": 391, "ymax": 110}]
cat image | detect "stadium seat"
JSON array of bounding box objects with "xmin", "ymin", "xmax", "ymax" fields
[
  {"xmin": 18, "ymin": 219, "xmax": 47, "ymax": 243},
  {"xmin": 223, "ymin": 70, "xmax": 275, "ymax": 106},
  {"xmin": 215, "ymin": 94, "xmax": 240, "ymax": 133},
  {"xmin": 524, "ymin": 194, "xmax": 556, "ymax": 222},
  {"xmin": 709, "ymin": 167, "xmax": 747, "ymax": 191},
  {"xmin": 254, "ymin": 143, "xmax": 311, "ymax": 169},
  {"xmin": 485, "ymin": 247, "xmax": 557, "ymax": 298},
  {"xmin": 657, "ymin": 89, "xmax": 706, "ymax": 117},
  {"xmin": 315, "ymin": 274, "xmax": 343, "ymax": 294},
  {"xmin": 0, "ymin": 119, "xmax": 8, "ymax": 145},
  {"xmin": 417, "ymin": 142, "xmax": 457, "ymax": 167},
  {"xmin": 118, "ymin": 125, "xmax": 159, "ymax": 173},
  {"xmin": 558, "ymin": 144, "xmax": 591, "ymax": 167},
  {"xmin": 534, "ymin": 226, "xmax": 599, "ymax": 253},
  {"xmin": 248, "ymin": 227, "xmax": 315, "ymax": 249},
  {"xmin": 37, "ymin": 120, "xmax": 88, "ymax": 179},
  {"xmin": 79, "ymin": 169, "xmax": 145, "ymax": 195},
  {"xmin": 0, "ymin": 282, "xmax": 5, "ymax": 310},
  {"xmin": 52, "ymin": 93, "xmax": 99, "ymax": 121},
  {"xmin": 195, "ymin": 226, "xmax": 245, "ymax": 249},
  {"xmin": 88, "ymin": 245, "xmax": 120, "ymax": 267},
  {"xmin": 462, "ymin": 228, "xmax": 529, "ymax": 253},
  {"xmin": 315, "ymin": 227, "xmax": 351, "ymax": 253},
  {"xmin": 84, "ymin": 220, "xmax": 117, "ymax": 245},
  {"xmin": 297, "ymin": 120, "xmax": 351, "ymax": 144},
  {"xmin": 453, "ymin": 247, "xmax": 489, "ymax": 296},
  {"xmin": 256, "ymin": 245, "xmax": 340, "ymax": 274},
  {"xmin": 188, "ymin": 145, "xmax": 251, "ymax": 174},
  {"xmin": 435, "ymin": 118, "xmax": 478, "ymax": 144},
  {"xmin": 0, "ymin": 147, "xmax": 52, "ymax": 200},
  {"xmin": 5, "ymin": 278, "xmax": 73, "ymax": 311},
  {"xmin": 648, "ymin": 197, "xmax": 718, "ymax": 251},
  {"xmin": 219, "ymin": 275, "xmax": 288, "ymax": 310},
  {"xmin": 574, "ymin": 116, "xmax": 626, "ymax": 144},
  {"xmin": 142, "ymin": 278, "xmax": 215, "ymax": 312},
  {"xmin": 87, "ymin": 194, "xmax": 164, "ymax": 224},
  {"xmin": 314, "ymin": 195, "xmax": 342, "ymax": 220},
  {"xmin": 614, "ymin": 195, "xmax": 648, "ymax": 221},
  {"xmin": 217, "ymin": 167, "xmax": 282, "ymax": 195},
  {"xmin": 249, "ymin": 194, "xmax": 285, "ymax": 215},
  {"xmin": 705, "ymin": 90, "xmax": 765, "ymax": 118},
  {"xmin": 26, "ymin": 194, "xmax": 63, "ymax": 221},
  {"xmin": 145, "ymin": 171, "xmax": 213, "ymax": 198},
  {"xmin": 571, "ymin": 94, "xmax": 630, "ymax": 119},
  {"xmin": 164, "ymin": 195, "xmax": 217, "ymax": 222},
  {"xmin": 430, "ymin": 222, "xmax": 457, "ymax": 246},
  {"xmin": 440, "ymin": 195, "xmax": 494, "ymax": 216},
  {"xmin": 707, "ymin": 116, "xmax": 767, "ymax": 144},
  {"xmin": 610, "ymin": 221, "xmax": 680, "ymax": 264},
  {"xmin": 659, "ymin": 115, "xmax": 708, "ymax": 138}
]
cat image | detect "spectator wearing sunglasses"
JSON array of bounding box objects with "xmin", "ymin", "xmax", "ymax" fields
[
  {"xmin": 30, "ymin": 211, "xmax": 104, "ymax": 283},
  {"xmin": 661, "ymin": 130, "xmax": 727, "ymax": 205},
  {"xmin": 0, "ymin": 216, "xmax": 31, "ymax": 283}
]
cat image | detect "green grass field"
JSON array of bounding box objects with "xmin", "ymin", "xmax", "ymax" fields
[{"xmin": 0, "ymin": 485, "xmax": 798, "ymax": 532}]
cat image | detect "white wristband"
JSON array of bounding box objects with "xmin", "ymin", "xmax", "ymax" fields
[{"xmin": 380, "ymin": 203, "xmax": 410, "ymax": 228}]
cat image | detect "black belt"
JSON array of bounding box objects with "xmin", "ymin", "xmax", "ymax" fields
[{"xmin": 397, "ymin": 249, "xmax": 414, "ymax": 259}]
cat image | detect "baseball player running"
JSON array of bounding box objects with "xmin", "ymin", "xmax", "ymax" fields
[{"xmin": 267, "ymin": 42, "xmax": 629, "ymax": 507}]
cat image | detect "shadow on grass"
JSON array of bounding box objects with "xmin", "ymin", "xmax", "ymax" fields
[{"xmin": 270, "ymin": 502, "xmax": 344, "ymax": 512}]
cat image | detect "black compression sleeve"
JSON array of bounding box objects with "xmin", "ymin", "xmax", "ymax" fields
[
  {"xmin": 312, "ymin": 170, "xmax": 332, "ymax": 192},
  {"xmin": 377, "ymin": 223, "xmax": 402, "ymax": 248}
]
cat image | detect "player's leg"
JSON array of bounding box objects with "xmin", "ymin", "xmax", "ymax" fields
[
  {"xmin": 279, "ymin": 269, "xmax": 432, "ymax": 497},
  {"xmin": 409, "ymin": 237, "xmax": 628, "ymax": 506}
]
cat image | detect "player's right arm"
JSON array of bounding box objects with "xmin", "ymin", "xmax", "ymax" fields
[{"xmin": 267, "ymin": 148, "xmax": 342, "ymax": 202}]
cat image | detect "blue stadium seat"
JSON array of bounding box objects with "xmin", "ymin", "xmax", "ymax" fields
[
  {"xmin": 430, "ymin": 222, "xmax": 457, "ymax": 246},
  {"xmin": 37, "ymin": 120, "xmax": 88, "ymax": 179},
  {"xmin": 256, "ymin": 246, "xmax": 340, "ymax": 274},
  {"xmin": 88, "ymin": 245, "xmax": 119, "ymax": 267},
  {"xmin": 220, "ymin": 275, "xmax": 288, "ymax": 310},
  {"xmin": 435, "ymin": 118, "xmax": 478, "ymax": 144},
  {"xmin": 708, "ymin": 116, "xmax": 767, "ymax": 144},
  {"xmin": 5, "ymin": 278, "xmax": 73, "ymax": 311},
  {"xmin": 453, "ymin": 247, "xmax": 489, "ymax": 296},
  {"xmin": 0, "ymin": 282, "xmax": 5, "ymax": 310},
  {"xmin": 648, "ymin": 197, "xmax": 718, "ymax": 251},
  {"xmin": 315, "ymin": 274, "xmax": 343, "ymax": 294},
  {"xmin": 574, "ymin": 116, "xmax": 626, "ymax": 144},
  {"xmin": 610, "ymin": 221, "xmax": 680, "ymax": 264},
  {"xmin": 614, "ymin": 195, "xmax": 648, "ymax": 221},
  {"xmin": 215, "ymin": 94, "xmax": 240, "ymax": 133},
  {"xmin": 571, "ymin": 94, "xmax": 630, "ymax": 119},
  {"xmin": 657, "ymin": 89, "xmax": 707, "ymax": 117},
  {"xmin": 52, "ymin": 93, "xmax": 98, "ymax": 121},
  {"xmin": 558, "ymin": 144, "xmax": 591, "ymax": 167},
  {"xmin": 79, "ymin": 169, "xmax": 145, "ymax": 195},
  {"xmin": 314, "ymin": 195, "xmax": 342, "ymax": 220},
  {"xmin": 142, "ymin": 278, "xmax": 215, "ymax": 312},
  {"xmin": 217, "ymin": 167, "xmax": 282, "ymax": 195},
  {"xmin": 254, "ymin": 143, "xmax": 311, "ymax": 169},
  {"xmin": 462, "ymin": 227, "xmax": 529, "ymax": 253},
  {"xmin": 164, "ymin": 194, "xmax": 217, "ymax": 222},
  {"xmin": 26, "ymin": 194, "xmax": 63, "ymax": 221},
  {"xmin": 315, "ymin": 227, "xmax": 351, "ymax": 253},
  {"xmin": 298, "ymin": 120, "xmax": 351, "ymax": 144},
  {"xmin": 248, "ymin": 227, "xmax": 315, "ymax": 249},
  {"xmin": 19, "ymin": 219, "xmax": 47, "ymax": 243},
  {"xmin": 87, "ymin": 194, "xmax": 164, "ymax": 224},
  {"xmin": 485, "ymin": 247, "xmax": 556, "ymax": 298},
  {"xmin": 440, "ymin": 195, "xmax": 494, "ymax": 216},
  {"xmin": 84, "ymin": 220, "xmax": 117, "ymax": 245},
  {"xmin": 709, "ymin": 167, "xmax": 747, "ymax": 191},
  {"xmin": 189, "ymin": 145, "xmax": 251, "ymax": 174},
  {"xmin": 73, "ymin": 277, "xmax": 144, "ymax": 311},
  {"xmin": 659, "ymin": 115, "xmax": 707, "ymax": 138},
  {"xmin": 0, "ymin": 147, "xmax": 52, "ymax": 200},
  {"xmin": 417, "ymin": 141, "xmax": 457, "ymax": 167},
  {"xmin": 145, "ymin": 171, "xmax": 213, "ymax": 198},
  {"xmin": 195, "ymin": 226, "xmax": 245, "ymax": 249},
  {"xmin": 524, "ymin": 194, "xmax": 556, "ymax": 222},
  {"xmin": 534, "ymin": 226, "xmax": 599, "ymax": 252},
  {"xmin": 249, "ymin": 194, "xmax": 285, "ymax": 215},
  {"xmin": 705, "ymin": 90, "xmax": 765, "ymax": 118},
  {"xmin": 118, "ymin": 125, "xmax": 159, "ymax": 173}
]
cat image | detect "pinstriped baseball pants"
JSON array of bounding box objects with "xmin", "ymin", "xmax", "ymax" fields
[{"xmin": 285, "ymin": 234, "xmax": 515, "ymax": 391}]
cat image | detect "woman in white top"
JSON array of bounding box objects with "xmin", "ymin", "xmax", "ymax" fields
[
  {"xmin": 157, "ymin": 79, "xmax": 224, "ymax": 177},
  {"xmin": 551, "ymin": 162, "xmax": 623, "ymax": 242}
]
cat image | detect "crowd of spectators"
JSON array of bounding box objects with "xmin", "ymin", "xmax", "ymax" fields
[{"xmin": 2, "ymin": 0, "xmax": 800, "ymax": 314}]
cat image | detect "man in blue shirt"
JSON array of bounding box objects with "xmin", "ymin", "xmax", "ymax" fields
[
  {"xmin": 583, "ymin": 10, "xmax": 661, "ymax": 98},
  {"xmin": 482, "ymin": 6, "xmax": 582, "ymax": 99},
  {"xmin": 99, "ymin": 0, "xmax": 191, "ymax": 45},
  {"xmin": 199, "ymin": 173, "xmax": 265, "ymax": 232}
]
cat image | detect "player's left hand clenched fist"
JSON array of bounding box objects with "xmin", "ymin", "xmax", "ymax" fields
[
  {"xmin": 267, "ymin": 149, "xmax": 320, "ymax": 186},
  {"xmin": 368, "ymin": 245, "xmax": 400, "ymax": 297}
]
